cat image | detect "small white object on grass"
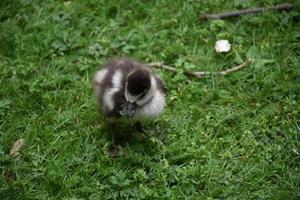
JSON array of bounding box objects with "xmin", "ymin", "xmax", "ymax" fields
[{"xmin": 215, "ymin": 39, "xmax": 231, "ymax": 53}]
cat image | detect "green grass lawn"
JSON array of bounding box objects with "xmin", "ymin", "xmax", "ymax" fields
[{"xmin": 1, "ymin": 0, "xmax": 299, "ymax": 199}]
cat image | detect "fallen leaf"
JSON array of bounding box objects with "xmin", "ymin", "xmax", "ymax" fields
[{"xmin": 9, "ymin": 138, "xmax": 25, "ymax": 159}]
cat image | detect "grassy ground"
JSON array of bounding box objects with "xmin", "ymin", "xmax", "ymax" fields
[{"xmin": 1, "ymin": 0, "xmax": 299, "ymax": 199}]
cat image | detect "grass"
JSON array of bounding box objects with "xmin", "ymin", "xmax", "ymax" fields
[{"xmin": 0, "ymin": 0, "xmax": 299, "ymax": 199}]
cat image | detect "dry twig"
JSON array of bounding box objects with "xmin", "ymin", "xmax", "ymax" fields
[
  {"xmin": 148, "ymin": 59, "xmax": 253, "ymax": 79},
  {"xmin": 200, "ymin": 3, "xmax": 293, "ymax": 20}
]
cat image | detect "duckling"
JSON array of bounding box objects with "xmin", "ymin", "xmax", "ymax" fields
[{"xmin": 93, "ymin": 58, "xmax": 167, "ymax": 157}]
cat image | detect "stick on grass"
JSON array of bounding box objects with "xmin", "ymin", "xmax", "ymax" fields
[
  {"xmin": 148, "ymin": 59, "xmax": 253, "ymax": 79},
  {"xmin": 200, "ymin": 3, "xmax": 293, "ymax": 20}
]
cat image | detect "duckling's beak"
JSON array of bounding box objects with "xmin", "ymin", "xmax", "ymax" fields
[{"xmin": 123, "ymin": 102, "xmax": 137, "ymax": 118}]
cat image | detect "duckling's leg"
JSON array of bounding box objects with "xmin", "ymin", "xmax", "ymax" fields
[
  {"xmin": 133, "ymin": 121, "xmax": 147, "ymax": 142},
  {"xmin": 107, "ymin": 122, "xmax": 120, "ymax": 158},
  {"xmin": 134, "ymin": 121, "xmax": 146, "ymax": 133},
  {"xmin": 134, "ymin": 121, "xmax": 157, "ymax": 136}
]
